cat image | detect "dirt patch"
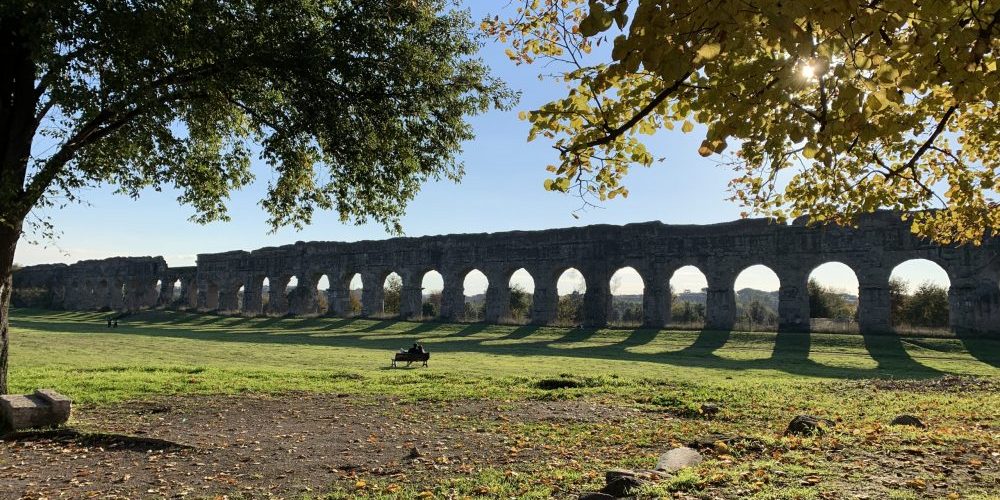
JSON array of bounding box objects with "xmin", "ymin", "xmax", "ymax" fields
[{"xmin": 0, "ymin": 394, "xmax": 635, "ymax": 498}]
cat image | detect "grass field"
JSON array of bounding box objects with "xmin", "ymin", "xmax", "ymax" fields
[{"xmin": 4, "ymin": 308, "xmax": 999, "ymax": 499}]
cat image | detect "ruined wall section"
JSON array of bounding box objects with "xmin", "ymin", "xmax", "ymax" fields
[{"xmin": 12, "ymin": 213, "xmax": 1000, "ymax": 334}]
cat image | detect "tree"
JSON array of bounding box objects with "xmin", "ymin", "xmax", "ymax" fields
[
  {"xmin": 557, "ymin": 291, "xmax": 584, "ymax": 325},
  {"xmin": 0, "ymin": 1, "xmax": 514, "ymax": 393},
  {"xmin": 808, "ymin": 278, "xmax": 855, "ymax": 320},
  {"xmin": 889, "ymin": 277, "xmax": 910, "ymax": 326},
  {"xmin": 382, "ymin": 275, "xmax": 403, "ymax": 315},
  {"xmin": 487, "ymin": 1, "xmax": 1000, "ymax": 243},
  {"xmin": 905, "ymin": 282, "xmax": 950, "ymax": 327},
  {"xmin": 508, "ymin": 283, "xmax": 532, "ymax": 320}
]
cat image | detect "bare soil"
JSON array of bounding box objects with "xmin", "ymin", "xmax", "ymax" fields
[{"xmin": 0, "ymin": 394, "xmax": 637, "ymax": 499}]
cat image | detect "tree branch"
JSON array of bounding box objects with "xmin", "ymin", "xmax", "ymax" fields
[{"xmin": 566, "ymin": 71, "xmax": 693, "ymax": 152}]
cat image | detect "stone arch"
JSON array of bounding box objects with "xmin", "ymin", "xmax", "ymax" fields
[
  {"xmin": 506, "ymin": 267, "xmax": 535, "ymax": 323},
  {"xmin": 554, "ymin": 267, "xmax": 586, "ymax": 327},
  {"xmin": 347, "ymin": 272, "xmax": 364, "ymax": 316},
  {"xmin": 609, "ymin": 266, "xmax": 644, "ymax": 327},
  {"xmin": 668, "ymin": 265, "xmax": 707, "ymax": 329},
  {"xmin": 733, "ymin": 264, "xmax": 780, "ymax": 331},
  {"xmin": 889, "ymin": 258, "xmax": 951, "ymax": 333},
  {"xmin": 807, "ymin": 262, "xmax": 860, "ymax": 333}
]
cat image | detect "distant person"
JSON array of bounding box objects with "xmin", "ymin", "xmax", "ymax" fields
[
  {"xmin": 407, "ymin": 343, "xmax": 420, "ymax": 354},
  {"xmin": 107, "ymin": 317, "xmax": 112, "ymax": 328},
  {"xmin": 112, "ymin": 319, "xmax": 118, "ymax": 328}
]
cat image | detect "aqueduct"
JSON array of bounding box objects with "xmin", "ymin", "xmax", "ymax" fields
[{"xmin": 13, "ymin": 212, "xmax": 1000, "ymax": 334}]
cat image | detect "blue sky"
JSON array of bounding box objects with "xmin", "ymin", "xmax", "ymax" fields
[{"xmin": 15, "ymin": 2, "xmax": 949, "ymax": 296}]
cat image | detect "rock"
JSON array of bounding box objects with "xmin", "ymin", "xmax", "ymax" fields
[
  {"xmin": 0, "ymin": 389, "xmax": 72, "ymax": 432},
  {"xmin": 601, "ymin": 475, "xmax": 646, "ymax": 497},
  {"xmin": 655, "ymin": 446, "xmax": 704, "ymax": 472},
  {"xmin": 579, "ymin": 493, "xmax": 615, "ymax": 500},
  {"xmin": 406, "ymin": 447, "xmax": 422, "ymax": 458},
  {"xmin": 785, "ymin": 415, "xmax": 834, "ymax": 436},
  {"xmin": 699, "ymin": 403, "xmax": 720, "ymax": 417},
  {"xmin": 890, "ymin": 414, "xmax": 926, "ymax": 428},
  {"xmin": 688, "ymin": 434, "xmax": 765, "ymax": 451},
  {"xmin": 604, "ymin": 468, "xmax": 637, "ymax": 484}
]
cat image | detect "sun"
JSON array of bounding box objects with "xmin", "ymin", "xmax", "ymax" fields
[{"xmin": 801, "ymin": 63, "xmax": 816, "ymax": 79}]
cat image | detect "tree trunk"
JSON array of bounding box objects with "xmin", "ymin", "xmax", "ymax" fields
[{"xmin": 0, "ymin": 221, "xmax": 20, "ymax": 395}]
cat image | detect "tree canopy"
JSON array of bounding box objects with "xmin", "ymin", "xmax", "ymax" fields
[
  {"xmin": 487, "ymin": 0, "xmax": 1000, "ymax": 244},
  {"xmin": 4, "ymin": 0, "xmax": 514, "ymax": 235}
]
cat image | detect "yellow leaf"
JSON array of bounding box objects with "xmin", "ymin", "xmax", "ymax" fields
[
  {"xmin": 682, "ymin": 120, "xmax": 694, "ymax": 133},
  {"xmin": 696, "ymin": 43, "xmax": 721, "ymax": 61}
]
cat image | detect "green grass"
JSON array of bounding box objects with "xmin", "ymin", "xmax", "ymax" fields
[{"xmin": 6, "ymin": 308, "xmax": 1000, "ymax": 499}]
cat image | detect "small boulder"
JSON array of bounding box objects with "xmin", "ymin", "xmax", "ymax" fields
[
  {"xmin": 604, "ymin": 469, "xmax": 637, "ymax": 484},
  {"xmin": 699, "ymin": 403, "xmax": 720, "ymax": 417},
  {"xmin": 601, "ymin": 475, "xmax": 646, "ymax": 497},
  {"xmin": 785, "ymin": 415, "xmax": 834, "ymax": 436},
  {"xmin": 655, "ymin": 446, "xmax": 704, "ymax": 472},
  {"xmin": 578, "ymin": 493, "xmax": 615, "ymax": 500},
  {"xmin": 890, "ymin": 414, "xmax": 926, "ymax": 428},
  {"xmin": 0, "ymin": 389, "xmax": 71, "ymax": 432}
]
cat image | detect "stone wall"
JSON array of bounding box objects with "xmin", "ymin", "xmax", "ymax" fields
[{"xmin": 13, "ymin": 212, "xmax": 1000, "ymax": 334}]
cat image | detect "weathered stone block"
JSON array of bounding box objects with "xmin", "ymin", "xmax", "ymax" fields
[{"xmin": 0, "ymin": 389, "xmax": 72, "ymax": 431}]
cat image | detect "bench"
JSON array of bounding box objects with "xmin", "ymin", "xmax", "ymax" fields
[{"xmin": 392, "ymin": 352, "xmax": 430, "ymax": 367}]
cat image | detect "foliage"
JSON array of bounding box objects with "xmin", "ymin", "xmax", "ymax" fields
[
  {"xmin": 892, "ymin": 281, "xmax": 950, "ymax": 328},
  {"xmin": 556, "ymin": 291, "xmax": 584, "ymax": 325},
  {"xmin": 808, "ymin": 279, "xmax": 856, "ymax": 320},
  {"xmin": 463, "ymin": 300, "xmax": 484, "ymax": 321},
  {"xmin": 609, "ymin": 298, "xmax": 643, "ymax": 325},
  {"xmin": 10, "ymin": 287, "xmax": 54, "ymax": 309},
  {"xmin": 382, "ymin": 275, "xmax": 402, "ymax": 315},
  {"xmin": 349, "ymin": 290, "xmax": 362, "ymax": 316},
  {"xmin": 421, "ymin": 301, "xmax": 437, "ymax": 318},
  {"xmin": 509, "ymin": 284, "xmax": 533, "ymax": 320},
  {"xmin": 671, "ymin": 300, "xmax": 705, "ymax": 325},
  {"xmin": 486, "ymin": 1, "xmax": 1000, "ymax": 243},
  {"xmin": 737, "ymin": 299, "xmax": 777, "ymax": 329}
]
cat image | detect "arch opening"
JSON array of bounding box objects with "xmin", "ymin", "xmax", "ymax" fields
[
  {"xmin": 807, "ymin": 262, "xmax": 859, "ymax": 333},
  {"xmin": 507, "ymin": 268, "xmax": 535, "ymax": 324},
  {"xmin": 733, "ymin": 265, "xmax": 780, "ymax": 332},
  {"xmin": 347, "ymin": 273, "xmax": 363, "ymax": 317},
  {"xmin": 463, "ymin": 269, "xmax": 488, "ymax": 322},
  {"xmin": 889, "ymin": 259, "xmax": 951, "ymax": 334},
  {"xmin": 421, "ymin": 270, "xmax": 443, "ymax": 319},
  {"xmin": 669, "ymin": 265, "xmax": 707, "ymax": 329},
  {"xmin": 155, "ymin": 279, "xmax": 163, "ymax": 304},
  {"xmin": 172, "ymin": 279, "xmax": 182, "ymax": 302},
  {"xmin": 609, "ymin": 267, "xmax": 643, "ymax": 328},
  {"xmin": 382, "ymin": 272, "xmax": 402, "ymax": 317},
  {"xmin": 316, "ymin": 275, "xmax": 330, "ymax": 314},
  {"xmin": 236, "ymin": 284, "xmax": 246, "ymax": 313},
  {"xmin": 556, "ymin": 268, "xmax": 586, "ymax": 327},
  {"xmin": 260, "ymin": 277, "xmax": 270, "ymax": 311}
]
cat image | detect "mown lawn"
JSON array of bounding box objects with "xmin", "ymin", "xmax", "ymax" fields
[{"xmin": 5, "ymin": 308, "xmax": 1000, "ymax": 499}]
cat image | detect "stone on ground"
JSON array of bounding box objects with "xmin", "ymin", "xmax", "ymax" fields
[
  {"xmin": 784, "ymin": 414, "xmax": 834, "ymax": 436},
  {"xmin": 890, "ymin": 414, "xmax": 927, "ymax": 428},
  {"xmin": 600, "ymin": 475, "xmax": 646, "ymax": 497},
  {"xmin": 0, "ymin": 389, "xmax": 72, "ymax": 431},
  {"xmin": 655, "ymin": 446, "xmax": 704, "ymax": 472}
]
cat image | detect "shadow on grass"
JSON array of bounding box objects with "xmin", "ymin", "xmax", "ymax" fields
[{"xmin": 12, "ymin": 309, "xmax": 996, "ymax": 380}]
